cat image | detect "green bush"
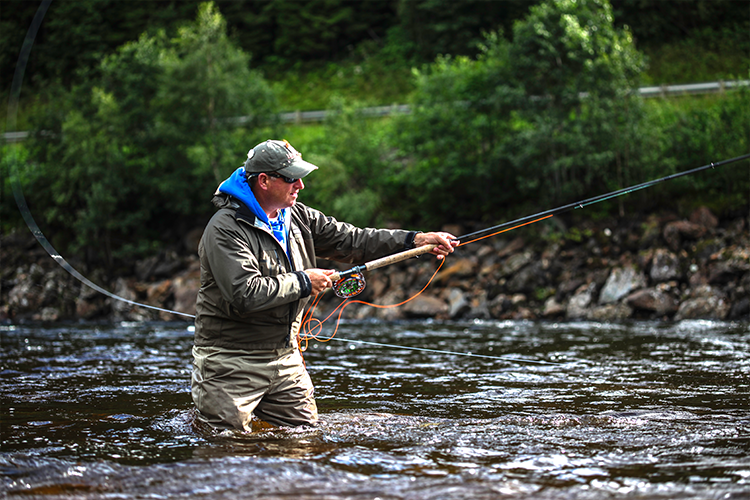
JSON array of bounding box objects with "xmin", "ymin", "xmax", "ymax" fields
[{"xmin": 18, "ymin": 2, "xmax": 280, "ymax": 264}]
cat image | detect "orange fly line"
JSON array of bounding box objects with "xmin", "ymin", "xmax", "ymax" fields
[{"xmin": 298, "ymin": 214, "xmax": 554, "ymax": 352}]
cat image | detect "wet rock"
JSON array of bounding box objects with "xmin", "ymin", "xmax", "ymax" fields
[
  {"xmin": 402, "ymin": 294, "xmax": 448, "ymax": 318},
  {"xmin": 434, "ymin": 257, "xmax": 476, "ymax": 283},
  {"xmin": 674, "ymin": 285, "xmax": 729, "ymax": 320},
  {"xmin": 567, "ymin": 283, "xmax": 596, "ymax": 319},
  {"xmin": 76, "ymin": 296, "xmax": 107, "ymax": 319},
  {"xmin": 172, "ymin": 264, "xmax": 200, "ymax": 316},
  {"xmin": 625, "ymin": 288, "xmax": 679, "ymax": 316},
  {"xmin": 466, "ymin": 290, "xmax": 492, "ymax": 319},
  {"xmin": 588, "ymin": 303, "xmax": 633, "ymax": 322},
  {"xmin": 488, "ymin": 293, "xmax": 511, "ymax": 318},
  {"xmin": 500, "ymin": 250, "xmax": 534, "ymax": 278},
  {"xmin": 729, "ymin": 297, "xmax": 750, "ymax": 319},
  {"xmin": 650, "ymin": 249, "xmax": 681, "ymax": 283},
  {"xmin": 542, "ymin": 297, "xmax": 565, "ymax": 318},
  {"xmin": 599, "ymin": 265, "xmax": 646, "ymax": 304},
  {"xmin": 508, "ymin": 261, "xmax": 545, "ymax": 293},
  {"xmin": 446, "ymin": 288, "xmax": 470, "ymax": 319},
  {"xmin": 708, "ymin": 262, "xmax": 740, "ymax": 285}
]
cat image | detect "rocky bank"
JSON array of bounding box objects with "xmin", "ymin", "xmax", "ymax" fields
[{"xmin": 2, "ymin": 206, "xmax": 749, "ymax": 324}]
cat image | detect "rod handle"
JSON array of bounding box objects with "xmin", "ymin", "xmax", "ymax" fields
[{"xmin": 329, "ymin": 244, "xmax": 437, "ymax": 282}]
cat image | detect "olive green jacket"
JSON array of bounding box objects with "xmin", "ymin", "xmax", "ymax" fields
[{"xmin": 194, "ymin": 194, "xmax": 415, "ymax": 350}]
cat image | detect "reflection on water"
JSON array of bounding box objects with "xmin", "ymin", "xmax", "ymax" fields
[{"xmin": 1, "ymin": 320, "xmax": 749, "ymax": 499}]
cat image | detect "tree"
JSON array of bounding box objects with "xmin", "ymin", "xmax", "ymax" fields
[
  {"xmin": 390, "ymin": 0, "xmax": 646, "ymax": 226},
  {"xmin": 24, "ymin": 2, "xmax": 279, "ymax": 264}
]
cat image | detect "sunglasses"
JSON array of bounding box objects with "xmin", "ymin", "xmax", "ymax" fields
[{"xmin": 266, "ymin": 172, "xmax": 299, "ymax": 183}]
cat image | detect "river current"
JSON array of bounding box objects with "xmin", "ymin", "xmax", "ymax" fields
[{"xmin": 1, "ymin": 319, "xmax": 748, "ymax": 499}]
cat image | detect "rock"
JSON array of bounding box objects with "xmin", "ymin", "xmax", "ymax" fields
[
  {"xmin": 466, "ymin": 290, "xmax": 492, "ymax": 319},
  {"xmin": 542, "ymin": 297, "xmax": 565, "ymax": 317},
  {"xmin": 402, "ymin": 295, "xmax": 447, "ymax": 318},
  {"xmin": 663, "ymin": 220, "xmax": 706, "ymax": 251},
  {"xmin": 507, "ymin": 261, "xmax": 544, "ymax": 293},
  {"xmin": 567, "ymin": 283, "xmax": 596, "ymax": 319},
  {"xmin": 434, "ymin": 258, "xmax": 476, "ymax": 283},
  {"xmin": 674, "ymin": 285, "xmax": 729, "ymax": 320},
  {"xmin": 172, "ymin": 266, "xmax": 200, "ymax": 316},
  {"xmin": 599, "ymin": 265, "xmax": 646, "ymax": 304},
  {"xmin": 500, "ymin": 250, "xmax": 534, "ymax": 277},
  {"xmin": 587, "ymin": 303, "xmax": 633, "ymax": 321},
  {"xmin": 650, "ymin": 249, "xmax": 681, "ymax": 283},
  {"xmin": 625, "ymin": 288, "xmax": 679, "ymax": 315},
  {"xmin": 76, "ymin": 296, "xmax": 106, "ymax": 319},
  {"xmin": 147, "ymin": 279, "xmax": 173, "ymax": 305},
  {"xmin": 689, "ymin": 206, "xmax": 719, "ymax": 229},
  {"xmin": 375, "ymin": 290, "xmax": 405, "ymax": 320},
  {"xmin": 446, "ymin": 288, "xmax": 470, "ymax": 319},
  {"xmin": 488, "ymin": 294, "xmax": 511, "ymax": 318},
  {"xmin": 729, "ymin": 297, "xmax": 750, "ymax": 319},
  {"xmin": 496, "ymin": 237, "xmax": 525, "ymax": 259}
]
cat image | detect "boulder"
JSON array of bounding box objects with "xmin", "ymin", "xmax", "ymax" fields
[
  {"xmin": 674, "ymin": 285, "xmax": 729, "ymax": 320},
  {"xmin": 566, "ymin": 283, "xmax": 596, "ymax": 319},
  {"xmin": 599, "ymin": 265, "xmax": 646, "ymax": 304},
  {"xmin": 402, "ymin": 295, "xmax": 448, "ymax": 318},
  {"xmin": 650, "ymin": 249, "xmax": 681, "ymax": 283},
  {"xmin": 625, "ymin": 288, "xmax": 679, "ymax": 316},
  {"xmin": 446, "ymin": 288, "xmax": 470, "ymax": 319}
]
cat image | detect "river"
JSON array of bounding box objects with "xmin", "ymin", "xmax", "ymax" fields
[{"xmin": 1, "ymin": 319, "xmax": 748, "ymax": 499}]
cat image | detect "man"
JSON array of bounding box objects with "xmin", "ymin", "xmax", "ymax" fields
[{"xmin": 192, "ymin": 139, "xmax": 457, "ymax": 431}]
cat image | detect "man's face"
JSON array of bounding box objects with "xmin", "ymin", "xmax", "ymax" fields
[{"xmin": 264, "ymin": 174, "xmax": 305, "ymax": 210}]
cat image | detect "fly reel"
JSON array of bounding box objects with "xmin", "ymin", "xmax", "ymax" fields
[{"xmin": 332, "ymin": 271, "xmax": 366, "ymax": 298}]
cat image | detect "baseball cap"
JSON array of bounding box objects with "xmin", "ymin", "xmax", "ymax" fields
[{"xmin": 244, "ymin": 140, "xmax": 318, "ymax": 179}]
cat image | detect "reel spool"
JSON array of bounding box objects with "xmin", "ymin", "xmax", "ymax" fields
[{"xmin": 332, "ymin": 272, "xmax": 366, "ymax": 298}]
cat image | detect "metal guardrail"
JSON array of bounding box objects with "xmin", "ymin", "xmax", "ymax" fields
[{"xmin": 4, "ymin": 81, "xmax": 748, "ymax": 143}]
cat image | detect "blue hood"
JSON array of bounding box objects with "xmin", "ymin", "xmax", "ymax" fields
[
  {"xmin": 217, "ymin": 167, "xmax": 291, "ymax": 254},
  {"xmin": 217, "ymin": 167, "xmax": 273, "ymax": 224}
]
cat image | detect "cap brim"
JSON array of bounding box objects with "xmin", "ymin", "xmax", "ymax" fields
[{"xmin": 277, "ymin": 157, "xmax": 318, "ymax": 179}]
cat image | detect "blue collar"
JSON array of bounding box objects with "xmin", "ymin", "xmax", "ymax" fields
[{"xmin": 217, "ymin": 167, "xmax": 291, "ymax": 252}]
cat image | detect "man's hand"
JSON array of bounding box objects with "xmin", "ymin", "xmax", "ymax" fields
[
  {"xmin": 305, "ymin": 268, "xmax": 337, "ymax": 295},
  {"xmin": 414, "ymin": 232, "xmax": 459, "ymax": 259}
]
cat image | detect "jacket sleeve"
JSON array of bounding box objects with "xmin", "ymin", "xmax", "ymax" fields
[
  {"xmin": 201, "ymin": 214, "xmax": 308, "ymax": 314},
  {"xmin": 296, "ymin": 204, "xmax": 414, "ymax": 264}
]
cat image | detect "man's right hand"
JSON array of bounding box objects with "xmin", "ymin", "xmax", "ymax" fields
[{"xmin": 305, "ymin": 268, "xmax": 336, "ymax": 295}]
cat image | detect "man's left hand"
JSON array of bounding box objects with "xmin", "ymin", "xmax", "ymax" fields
[{"xmin": 414, "ymin": 232, "xmax": 459, "ymax": 259}]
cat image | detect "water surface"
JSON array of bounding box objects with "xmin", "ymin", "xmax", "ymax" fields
[{"xmin": 1, "ymin": 319, "xmax": 748, "ymax": 499}]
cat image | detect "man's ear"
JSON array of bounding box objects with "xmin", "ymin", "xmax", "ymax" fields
[{"xmin": 255, "ymin": 173, "xmax": 270, "ymax": 190}]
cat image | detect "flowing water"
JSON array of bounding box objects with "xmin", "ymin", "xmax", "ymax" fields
[{"xmin": 1, "ymin": 319, "xmax": 749, "ymax": 499}]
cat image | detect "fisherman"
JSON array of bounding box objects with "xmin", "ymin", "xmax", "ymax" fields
[{"xmin": 191, "ymin": 139, "xmax": 457, "ymax": 431}]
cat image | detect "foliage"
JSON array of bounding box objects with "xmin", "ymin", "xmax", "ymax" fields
[
  {"xmin": 0, "ymin": 144, "xmax": 32, "ymax": 233},
  {"xmin": 390, "ymin": 0, "xmax": 647, "ymax": 226},
  {"xmin": 295, "ymin": 99, "xmax": 392, "ymax": 228},
  {"xmin": 18, "ymin": 2, "xmax": 279, "ymax": 264},
  {"xmin": 4, "ymin": 0, "xmax": 747, "ymax": 109},
  {"xmin": 640, "ymin": 88, "xmax": 750, "ymax": 216},
  {"xmin": 4, "ymin": 0, "xmax": 749, "ymax": 263}
]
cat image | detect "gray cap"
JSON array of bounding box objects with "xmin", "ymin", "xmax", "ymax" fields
[{"xmin": 244, "ymin": 140, "xmax": 318, "ymax": 179}]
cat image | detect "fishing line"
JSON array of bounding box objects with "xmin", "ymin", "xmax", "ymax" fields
[{"xmin": 307, "ymin": 335, "xmax": 561, "ymax": 365}]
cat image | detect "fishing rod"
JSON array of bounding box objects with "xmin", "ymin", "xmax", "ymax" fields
[{"xmin": 328, "ymin": 153, "xmax": 750, "ymax": 298}]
